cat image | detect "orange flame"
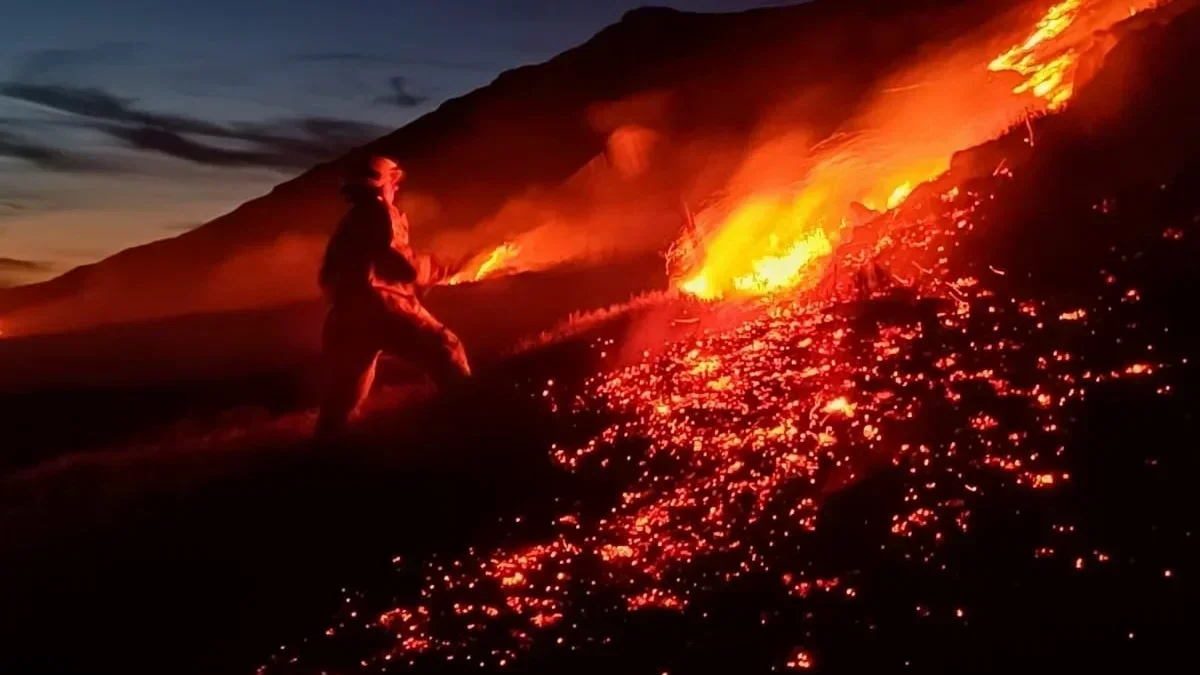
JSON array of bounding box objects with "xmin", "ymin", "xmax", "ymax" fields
[
  {"xmin": 885, "ymin": 182, "xmax": 915, "ymax": 210},
  {"xmin": 473, "ymin": 242, "xmax": 521, "ymax": 280},
  {"xmin": 678, "ymin": 188, "xmax": 836, "ymax": 300},
  {"xmin": 674, "ymin": 0, "xmax": 1147, "ymax": 300},
  {"xmin": 988, "ymin": 0, "xmax": 1084, "ymax": 109},
  {"xmin": 448, "ymin": 242, "xmax": 522, "ymax": 285}
]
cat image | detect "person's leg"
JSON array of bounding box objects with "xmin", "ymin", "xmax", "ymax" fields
[
  {"xmin": 380, "ymin": 303, "xmax": 471, "ymax": 387},
  {"xmin": 316, "ymin": 309, "xmax": 382, "ymax": 438}
]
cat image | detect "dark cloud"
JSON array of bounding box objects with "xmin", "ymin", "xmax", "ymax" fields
[
  {"xmin": 290, "ymin": 51, "xmax": 495, "ymax": 72},
  {"xmin": 0, "ymin": 252, "xmax": 54, "ymax": 290},
  {"xmin": 0, "ymin": 82, "xmax": 228, "ymax": 136},
  {"xmin": 0, "ymin": 257, "xmax": 52, "ymax": 272},
  {"xmin": 290, "ymin": 51, "xmax": 395, "ymax": 65},
  {"xmin": 0, "ymin": 82, "xmax": 387, "ymax": 171},
  {"xmin": 375, "ymin": 76, "xmax": 429, "ymax": 108},
  {"xmin": 104, "ymin": 124, "xmax": 308, "ymax": 168},
  {"xmin": 0, "ymin": 129, "xmax": 110, "ymax": 173}
]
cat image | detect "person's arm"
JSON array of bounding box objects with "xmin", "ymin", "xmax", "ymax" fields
[
  {"xmin": 417, "ymin": 254, "xmax": 455, "ymax": 287},
  {"xmin": 361, "ymin": 204, "xmax": 417, "ymax": 284}
]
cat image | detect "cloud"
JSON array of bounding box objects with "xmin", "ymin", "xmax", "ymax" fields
[
  {"xmin": 0, "ymin": 129, "xmax": 110, "ymax": 173},
  {"xmin": 375, "ymin": 76, "xmax": 429, "ymax": 108},
  {"xmin": 0, "ymin": 257, "xmax": 51, "ymax": 272},
  {"xmin": 0, "ymin": 82, "xmax": 387, "ymax": 171},
  {"xmin": 104, "ymin": 125, "xmax": 305, "ymax": 169},
  {"xmin": 0, "ymin": 257, "xmax": 54, "ymax": 287},
  {"xmin": 290, "ymin": 51, "xmax": 496, "ymax": 72},
  {"xmin": 290, "ymin": 51, "xmax": 395, "ymax": 65},
  {"xmin": 1, "ymin": 82, "xmax": 229, "ymax": 135}
]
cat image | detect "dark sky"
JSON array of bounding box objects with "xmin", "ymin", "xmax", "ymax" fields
[{"xmin": 0, "ymin": 0, "xmax": 786, "ymax": 286}]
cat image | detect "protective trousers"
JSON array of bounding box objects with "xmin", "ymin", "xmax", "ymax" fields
[{"xmin": 316, "ymin": 291, "xmax": 470, "ymax": 437}]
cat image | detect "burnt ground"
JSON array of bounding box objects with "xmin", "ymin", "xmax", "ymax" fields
[{"xmin": 3, "ymin": 8, "xmax": 1200, "ymax": 675}]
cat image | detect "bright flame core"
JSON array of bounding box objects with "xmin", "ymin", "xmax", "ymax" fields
[
  {"xmin": 679, "ymin": 188, "xmax": 837, "ymax": 300},
  {"xmin": 886, "ymin": 182, "xmax": 915, "ymax": 210},
  {"xmin": 448, "ymin": 242, "xmax": 522, "ymax": 285},
  {"xmin": 474, "ymin": 242, "xmax": 521, "ymax": 280},
  {"xmin": 731, "ymin": 230, "xmax": 833, "ymax": 296}
]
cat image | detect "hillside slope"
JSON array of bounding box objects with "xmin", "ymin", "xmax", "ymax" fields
[{"xmin": 2, "ymin": 5, "xmax": 1198, "ymax": 673}]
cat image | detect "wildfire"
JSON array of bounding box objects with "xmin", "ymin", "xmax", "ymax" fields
[
  {"xmin": 988, "ymin": 0, "xmax": 1084, "ymax": 109},
  {"xmin": 260, "ymin": 3, "xmax": 1180, "ymax": 672},
  {"xmin": 267, "ymin": 164, "xmax": 1157, "ymax": 673},
  {"xmin": 677, "ymin": 189, "xmax": 838, "ymax": 300},
  {"xmin": 673, "ymin": 0, "xmax": 1146, "ymax": 301}
]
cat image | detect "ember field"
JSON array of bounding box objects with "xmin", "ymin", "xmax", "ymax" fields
[{"xmin": 3, "ymin": 3, "xmax": 1200, "ymax": 675}]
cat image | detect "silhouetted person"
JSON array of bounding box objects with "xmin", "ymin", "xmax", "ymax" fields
[{"xmin": 316, "ymin": 156, "xmax": 471, "ymax": 437}]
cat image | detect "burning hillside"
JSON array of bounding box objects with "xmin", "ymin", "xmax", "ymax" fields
[
  {"xmin": 256, "ymin": 2, "xmax": 1199, "ymax": 673},
  {"xmin": 0, "ymin": 0, "xmax": 1157, "ymax": 341},
  {"xmin": 670, "ymin": 0, "xmax": 1160, "ymax": 301}
]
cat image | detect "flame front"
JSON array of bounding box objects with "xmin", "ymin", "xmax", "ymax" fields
[
  {"xmin": 447, "ymin": 242, "xmax": 522, "ymax": 285},
  {"xmin": 679, "ymin": 189, "xmax": 837, "ymax": 300},
  {"xmin": 988, "ymin": 0, "xmax": 1084, "ymax": 109},
  {"xmin": 472, "ymin": 242, "xmax": 521, "ymax": 281},
  {"xmin": 674, "ymin": 0, "xmax": 1149, "ymax": 301}
]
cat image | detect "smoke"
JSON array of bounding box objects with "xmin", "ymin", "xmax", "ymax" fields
[{"xmin": 412, "ymin": 4, "xmax": 1043, "ymax": 290}]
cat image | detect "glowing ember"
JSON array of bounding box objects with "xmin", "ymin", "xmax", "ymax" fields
[
  {"xmin": 822, "ymin": 396, "xmax": 857, "ymax": 417},
  {"xmin": 786, "ymin": 648, "xmax": 814, "ymax": 670}
]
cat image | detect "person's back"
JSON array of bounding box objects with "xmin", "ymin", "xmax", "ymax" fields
[{"xmin": 319, "ymin": 190, "xmax": 416, "ymax": 304}]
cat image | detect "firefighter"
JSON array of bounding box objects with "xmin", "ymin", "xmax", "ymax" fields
[{"xmin": 316, "ymin": 155, "xmax": 471, "ymax": 437}]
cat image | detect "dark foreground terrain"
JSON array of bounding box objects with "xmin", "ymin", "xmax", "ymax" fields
[{"xmin": 4, "ymin": 6, "xmax": 1200, "ymax": 675}]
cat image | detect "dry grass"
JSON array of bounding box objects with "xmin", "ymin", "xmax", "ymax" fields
[{"xmin": 511, "ymin": 289, "xmax": 680, "ymax": 353}]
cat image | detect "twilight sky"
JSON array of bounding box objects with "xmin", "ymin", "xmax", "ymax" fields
[{"xmin": 0, "ymin": 0, "xmax": 785, "ymax": 287}]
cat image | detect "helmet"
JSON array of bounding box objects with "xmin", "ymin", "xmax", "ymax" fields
[{"xmin": 345, "ymin": 155, "xmax": 405, "ymax": 189}]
